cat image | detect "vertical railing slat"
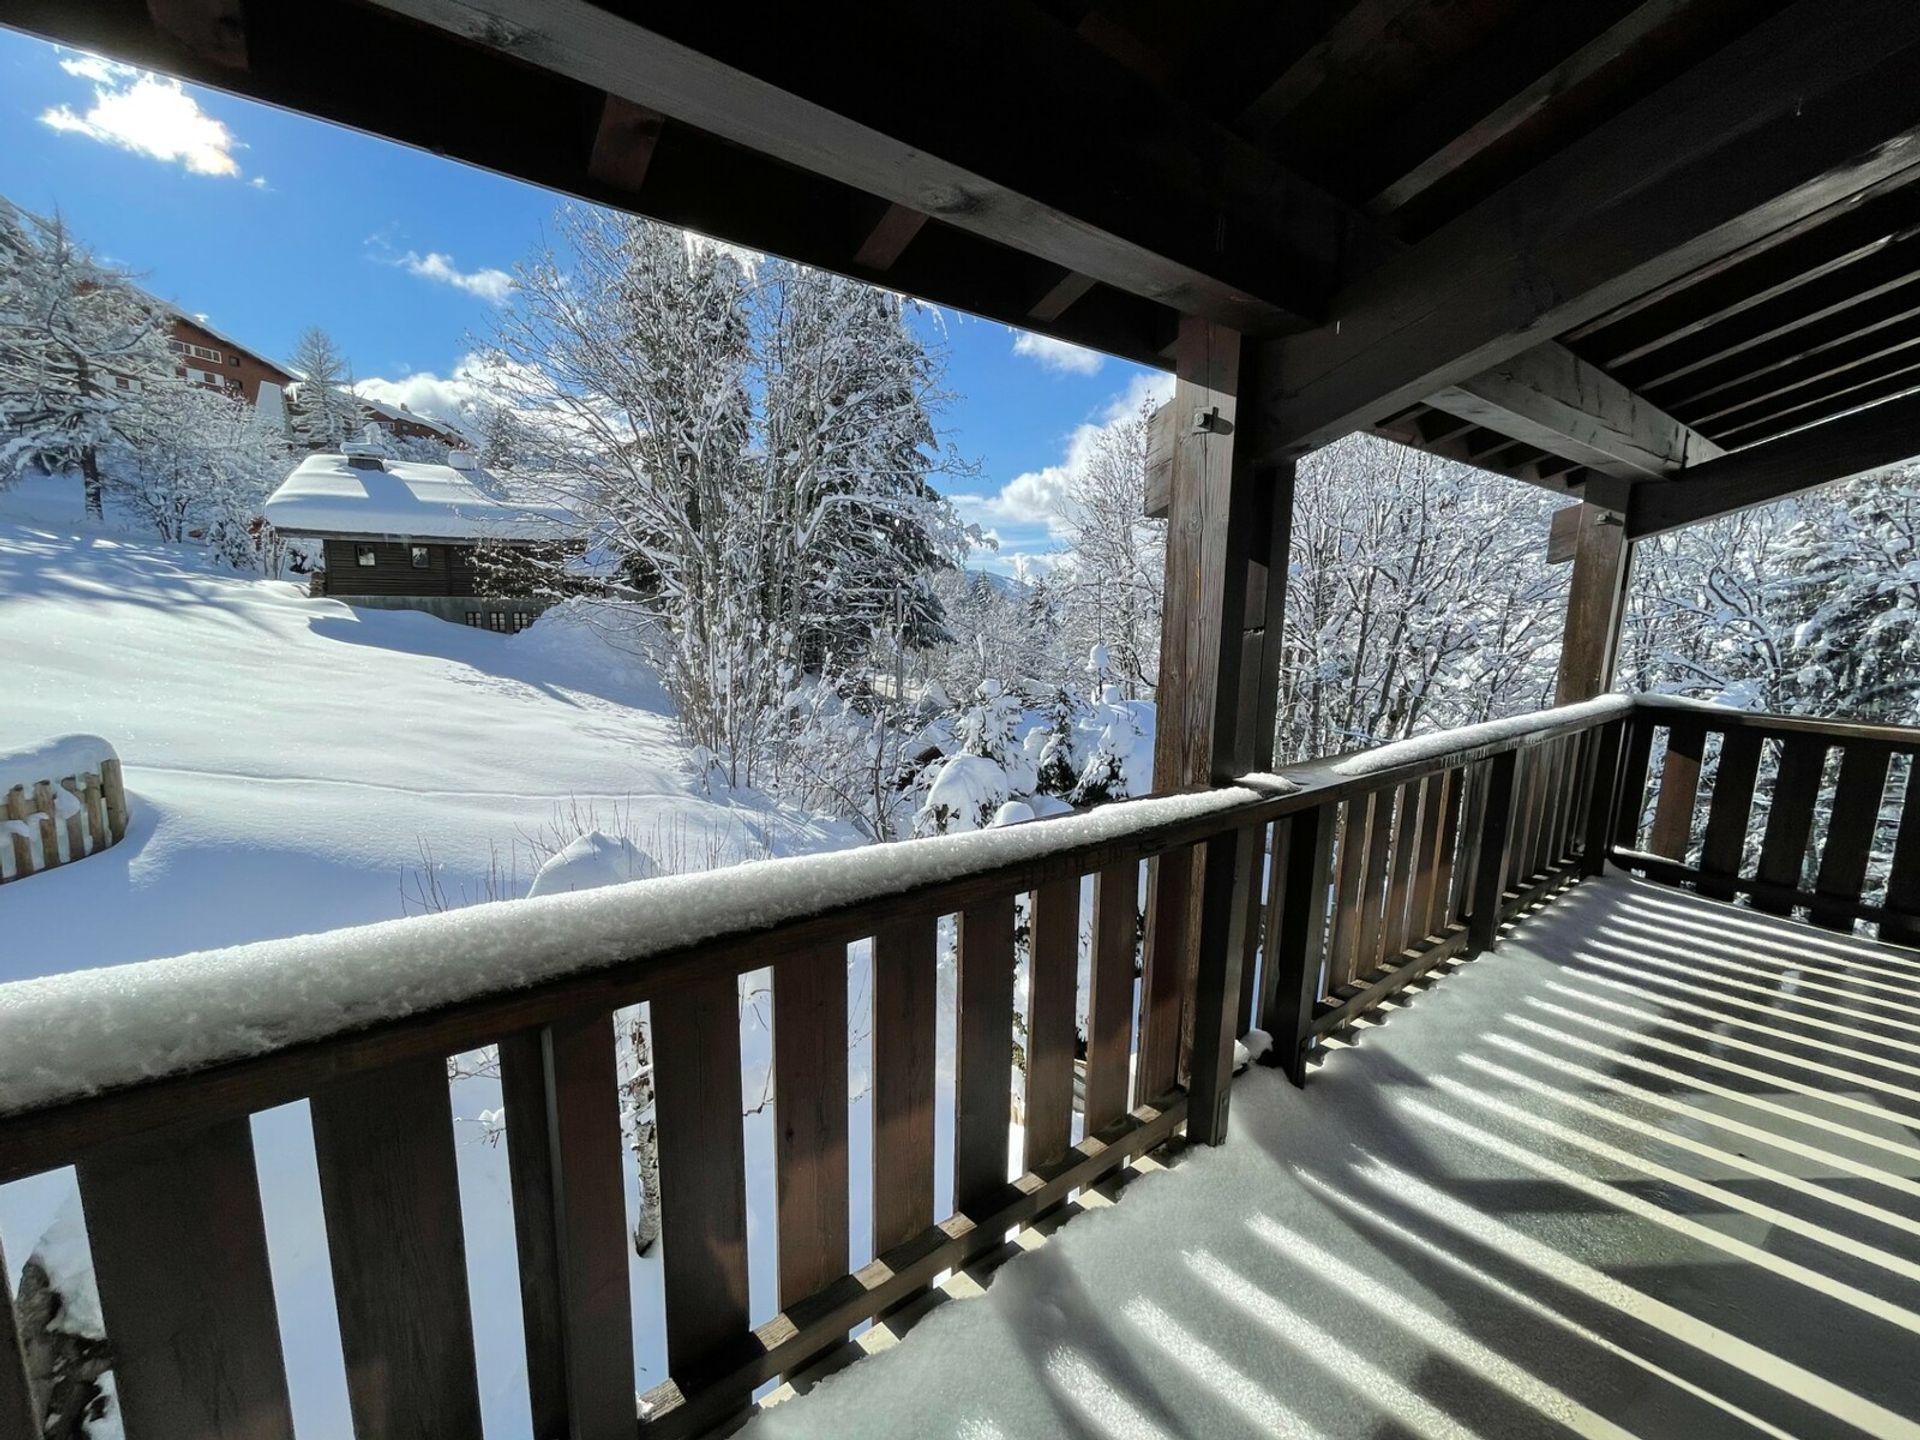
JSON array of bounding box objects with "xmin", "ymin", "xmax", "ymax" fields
[
  {"xmin": 1754, "ymin": 736, "xmax": 1830, "ymax": 914},
  {"xmin": 498, "ymin": 1030, "xmax": 567, "ymax": 1440},
  {"xmin": 1434, "ymin": 766, "xmax": 1468, "ymax": 928},
  {"xmin": 1189, "ymin": 826, "xmax": 1258, "ymax": 1145},
  {"xmin": 1469, "ymin": 749, "xmax": 1520, "ymax": 954},
  {"xmin": 1408, "ymin": 769, "xmax": 1448, "ymax": 942},
  {"xmin": 1326, "ymin": 797, "xmax": 1370, "ymax": 989},
  {"xmin": 1255, "ymin": 818, "xmax": 1293, "ymax": 1032},
  {"xmin": 1580, "ymin": 719, "xmax": 1626, "ymax": 877},
  {"xmin": 310, "ymin": 1057, "xmax": 481, "ymax": 1440},
  {"xmin": 653, "ymin": 975, "xmax": 749, "ymax": 1385},
  {"xmin": 1649, "ymin": 721, "xmax": 1706, "ymax": 861},
  {"xmin": 1812, "ymin": 743, "xmax": 1892, "ymax": 931},
  {"xmin": 872, "ymin": 917, "xmax": 938, "ymax": 1256},
  {"xmin": 1234, "ymin": 824, "xmax": 1270, "ymax": 1038},
  {"xmin": 1698, "ymin": 726, "xmax": 1762, "ymax": 899},
  {"xmin": 500, "ymin": 1015, "xmax": 637, "ymax": 1440},
  {"xmin": 1135, "ymin": 848, "xmax": 1191, "ymax": 1104},
  {"xmin": 78, "ymin": 1119, "xmax": 295, "ymax": 1440},
  {"xmin": 1024, "ymin": 878, "xmax": 1081, "ymax": 1170},
  {"xmin": 1383, "ymin": 778, "xmax": 1425, "ymax": 959},
  {"xmin": 1613, "ymin": 717, "xmax": 1657, "ymax": 852},
  {"xmin": 774, "ymin": 944, "xmax": 850, "ymax": 1319},
  {"xmin": 1509, "ymin": 748, "xmax": 1541, "ymax": 890},
  {"xmin": 1083, "ymin": 864, "xmax": 1138, "ymax": 1135},
  {"xmin": 1353, "ymin": 789, "xmax": 1397, "ymax": 980},
  {"xmin": 1268, "ymin": 805, "xmax": 1335, "ymax": 1085},
  {"xmin": 955, "ymin": 894, "xmax": 1016, "ymax": 1222},
  {"xmin": 1884, "ymin": 764, "xmax": 1920, "ymax": 947}
]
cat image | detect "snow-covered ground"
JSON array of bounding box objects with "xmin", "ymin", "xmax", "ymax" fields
[
  {"xmin": 747, "ymin": 875, "xmax": 1920, "ymax": 1440},
  {"xmin": 0, "ymin": 481, "xmax": 866, "ymax": 1435}
]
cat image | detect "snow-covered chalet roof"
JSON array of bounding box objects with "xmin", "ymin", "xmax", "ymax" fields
[{"xmin": 263, "ymin": 452, "xmax": 575, "ymax": 544}]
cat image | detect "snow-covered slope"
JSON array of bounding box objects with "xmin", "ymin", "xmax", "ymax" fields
[
  {"xmin": 0, "ymin": 487, "xmax": 861, "ymax": 1437},
  {"xmin": 0, "ymin": 502, "xmax": 846, "ymax": 975}
]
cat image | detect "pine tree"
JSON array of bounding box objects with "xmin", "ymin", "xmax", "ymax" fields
[
  {"xmin": 0, "ymin": 203, "xmax": 173, "ymax": 518},
  {"xmin": 286, "ymin": 326, "xmax": 358, "ymax": 450}
]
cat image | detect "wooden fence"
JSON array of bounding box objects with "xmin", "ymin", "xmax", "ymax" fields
[
  {"xmin": 0, "ymin": 759, "xmax": 128, "ymax": 885},
  {"xmin": 5, "ymin": 695, "xmax": 1910, "ymax": 1440}
]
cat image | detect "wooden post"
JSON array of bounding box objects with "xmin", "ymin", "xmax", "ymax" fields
[
  {"xmin": 59, "ymin": 779, "xmax": 86, "ymax": 861},
  {"xmin": 1140, "ymin": 316, "xmax": 1291, "ymax": 1144},
  {"xmin": 100, "ymin": 758, "xmax": 129, "ymax": 844},
  {"xmin": 30, "ymin": 783, "xmax": 59, "ymax": 869},
  {"xmin": 3, "ymin": 787, "xmax": 32, "ymax": 881},
  {"xmin": 1555, "ymin": 503, "xmax": 1632, "ymax": 704}
]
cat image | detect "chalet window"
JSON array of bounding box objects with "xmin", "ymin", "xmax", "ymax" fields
[
  {"xmin": 355, "ymin": 545, "xmax": 377, "ymax": 567},
  {"xmin": 410, "ymin": 546, "xmax": 432, "ymax": 569}
]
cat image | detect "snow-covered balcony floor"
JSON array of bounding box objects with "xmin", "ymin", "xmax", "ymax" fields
[{"xmin": 745, "ymin": 874, "xmax": 1920, "ymax": 1440}]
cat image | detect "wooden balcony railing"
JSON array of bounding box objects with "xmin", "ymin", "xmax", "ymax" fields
[
  {"xmin": 1608, "ymin": 696, "xmax": 1920, "ymax": 945},
  {"xmin": 14, "ymin": 693, "xmax": 1907, "ymax": 1440}
]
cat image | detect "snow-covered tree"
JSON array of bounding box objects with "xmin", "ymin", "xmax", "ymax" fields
[
  {"xmin": 286, "ymin": 326, "xmax": 358, "ymax": 450},
  {"xmin": 1274, "ymin": 433, "xmax": 1566, "ymax": 761},
  {"xmin": 1050, "ymin": 396, "xmax": 1165, "ymax": 698},
  {"xmin": 485, "ymin": 207, "xmax": 966, "ymax": 797},
  {"xmin": 0, "ymin": 204, "xmax": 173, "ymax": 518}
]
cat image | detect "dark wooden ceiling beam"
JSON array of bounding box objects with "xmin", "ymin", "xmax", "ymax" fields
[
  {"xmin": 1621, "ymin": 236, "xmax": 1920, "ymax": 394},
  {"xmin": 1366, "ymin": 0, "xmax": 1696, "ymax": 220},
  {"xmin": 1683, "ymin": 310, "xmax": 1920, "ymax": 429},
  {"xmin": 1567, "ymin": 173, "xmax": 1920, "ymax": 367},
  {"xmin": 1252, "ymin": 0, "xmax": 1920, "ymax": 460},
  {"xmin": 1424, "ymin": 341, "xmax": 1722, "ymax": 483},
  {"xmin": 850, "ymin": 203, "xmax": 930, "ymax": 272},
  {"xmin": 1027, "ymin": 270, "xmax": 1099, "ymax": 324},
  {"xmin": 1713, "ymin": 366, "xmax": 1920, "ymax": 449},
  {"xmin": 362, "ymin": 0, "xmax": 1396, "ymax": 334},
  {"xmin": 1627, "ymin": 387, "xmax": 1920, "ymax": 537},
  {"xmin": 586, "ymin": 95, "xmax": 664, "ymax": 196}
]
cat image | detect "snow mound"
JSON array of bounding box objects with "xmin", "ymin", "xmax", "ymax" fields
[
  {"xmin": 527, "ymin": 829, "xmax": 660, "ymax": 897},
  {"xmin": 0, "ymin": 734, "xmax": 117, "ymax": 790}
]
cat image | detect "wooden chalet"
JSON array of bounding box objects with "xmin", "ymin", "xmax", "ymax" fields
[
  {"xmin": 263, "ymin": 441, "xmax": 574, "ymax": 630},
  {"xmin": 3, "ymin": 3, "xmax": 1920, "ymax": 1438}
]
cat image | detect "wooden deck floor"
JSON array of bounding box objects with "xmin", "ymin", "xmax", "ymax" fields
[{"xmin": 744, "ymin": 874, "xmax": 1920, "ymax": 1440}]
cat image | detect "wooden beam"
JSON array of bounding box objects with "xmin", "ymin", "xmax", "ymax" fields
[
  {"xmin": 1556, "ymin": 505, "xmax": 1633, "ymax": 703},
  {"xmin": 1368, "ymin": 0, "xmax": 1712, "ymax": 218},
  {"xmin": 363, "ymin": 0, "xmax": 1392, "ymax": 332},
  {"xmin": 1143, "ymin": 400, "xmax": 1174, "ymax": 520},
  {"xmin": 145, "ymin": 0, "xmax": 247, "ymax": 70},
  {"xmin": 1627, "ymin": 386, "xmax": 1920, "ymax": 537},
  {"xmin": 1027, "ymin": 269, "xmax": 1098, "ymax": 324},
  {"xmin": 0, "ymin": 0, "xmax": 1180, "ymax": 369},
  {"xmin": 851, "ymin": 203, "xmax": 929, "ymax": 272},
  {"xmin": 1254, "ymin": 0, "xmax": 1920, "ymax": 457},
  {"xmin": 587, "ymin": 94, "xmax": 665, "ymax": 195},
  {"xmin": 1424, "ymin": 342, "xmax": 1722, "ymax": 483}
]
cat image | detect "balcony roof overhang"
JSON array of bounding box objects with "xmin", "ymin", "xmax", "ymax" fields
[{"xmin": 11, "ymin": 0, "xmax": 1920, "ymax": 531}]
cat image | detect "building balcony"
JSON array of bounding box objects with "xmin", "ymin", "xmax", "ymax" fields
[{"xmin": 1, "ymin": 697, "xmax": 1915, "ymax": 1439}]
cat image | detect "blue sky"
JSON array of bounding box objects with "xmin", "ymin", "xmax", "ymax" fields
[{"xmin": 0, "ymin": 27, "xmax": 1170, "ymax": 572}]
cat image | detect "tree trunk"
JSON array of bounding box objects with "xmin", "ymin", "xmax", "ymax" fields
[
  {"xmin": 80, "ymin": 448, "xmax": 103, "ymax": 522},
  {"xmin": 626, "ymin": 1010, "xmax": 662, "ymax": 1256}
]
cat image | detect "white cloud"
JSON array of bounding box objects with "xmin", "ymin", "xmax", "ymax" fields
[
  {"xmin": 249, "ymin": 176, "xmax": 269, "ymax": 191},
  {"xmin": 956, "ymin": 370, "xmax": 1176, "ymax": 540},
  {"xmin": 41, "ymin": 55, "xmax": 244, "ymax": 178},
  {"xmin": 395, "ymin": 251, "xmax": 515, "ymax": 304},
  {"xmin": 1011, "ymin": 329, "xmax": 1104, "ymax": 377},
  {"xmin": 355, "ymin": 354, "xmax": 505, "ymax": 428}
]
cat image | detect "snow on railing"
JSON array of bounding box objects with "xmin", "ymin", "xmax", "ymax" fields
[{"xmin": 0, "ymin": 696, "xmax": 1633, "ymax": 1123}]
